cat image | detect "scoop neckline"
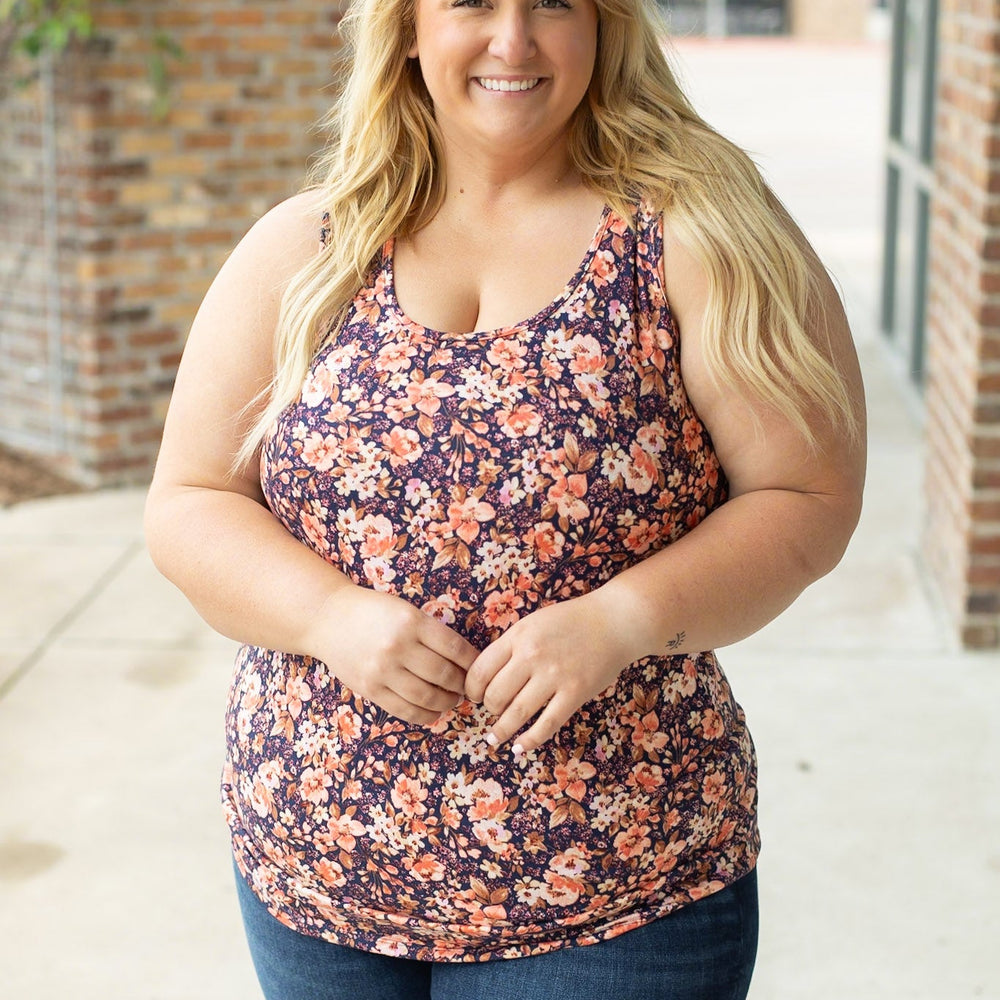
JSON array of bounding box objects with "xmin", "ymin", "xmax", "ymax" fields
[{"xmin": 382, "ymin": 204, "xmax": 614, "ymax": 340}]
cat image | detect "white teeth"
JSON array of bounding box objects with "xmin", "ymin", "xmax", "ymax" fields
[{"xmin": 477, "ymin": 78, "xmax": 540, "ymax": 93}]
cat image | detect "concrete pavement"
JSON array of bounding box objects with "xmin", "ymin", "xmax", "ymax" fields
[{"xmin": 1, "ymin": 38, "xmax": 998, "ymax": 1000}]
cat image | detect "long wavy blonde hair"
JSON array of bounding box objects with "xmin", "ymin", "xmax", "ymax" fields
[{"xmin": 236, "ymin": 0, "xmax": 858, "ymax": 472}]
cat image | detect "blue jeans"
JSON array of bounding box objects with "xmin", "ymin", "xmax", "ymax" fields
[{"xmin": 234, "ymin": 864, "xmax": 758, "ymax": 1000}]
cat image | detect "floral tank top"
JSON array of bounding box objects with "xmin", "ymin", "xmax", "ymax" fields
[{"xmin": 222, "ymin": 200, "xmax": 760, "ymax": 962}]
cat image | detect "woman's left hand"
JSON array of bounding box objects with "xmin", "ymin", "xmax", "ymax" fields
[{"xmin": 464, "ymin": 592, "xmax": 639, "ymax": 755}]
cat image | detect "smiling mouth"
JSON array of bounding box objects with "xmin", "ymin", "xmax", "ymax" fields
[{"xmin": 476, "ymin": 78, "xmax": 542, "ymax": 93}]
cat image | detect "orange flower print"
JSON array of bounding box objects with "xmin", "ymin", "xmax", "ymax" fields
[
  {"xmin": 376, "ymin": 339, "xmax": 418, "ymax": 373},
  {"xmin": 702, "ymin": 771, "xmax": 728, "ymax": 805},
  {"xmin": 525, "ymin": 522, "xmax": 565, "ymax": 563},
  {"xmin": 358, "ymin": 514, "xmax": 397, "ymax": 559},
  {"xmin": 614, "ymin": 823, "xmax": 652, "ymax": 860},
  {"xmin": 497, "ymin": 403, "xmax": 542, "ymax": 438},
  {"xmin": 404, "ymin": 374, "xmax": 455, "ymax": 416},
  {"xmin": 391, "ymin": 774, "xmax": 428, "ymax": 817},
  {"xmin": 381, "ymin": 426, "xmax": 423, "ymax": 467},
  {"xmin": 481, "ymin": 588, "xmax": 525, "ymax": 630},
  {"xmin": 487, "ymin": 337, "xmax": 528, "ymax": 371},
  {"xmin": 446, "ymin": 494, "xmax": 496, "ymax": 544},
  {"xmin": 408, "ymin": 854, "xmax": 447, "ymax": 882},
  {"xmin": 623, "ymin": 442, "xmax": 659, "ymax": 495},
  {"xmin": 298, "ymin": 766, "xmax": 332, "ymax": 805},
  {"xmin": 300, "ymin": 431, "xmax": 340, "ymax": 472},
  {"xmin": 224, "ymin": 202, "xmax": 757, "ymax": 963},
  {"xmin": 553, "ymin": 757, "xmax": 597, "ymax": 802}
]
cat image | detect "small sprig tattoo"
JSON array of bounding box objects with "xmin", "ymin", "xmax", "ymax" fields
[{"xmin": 665, "ymin": 631, "xmax": 686, "ymax": 651}]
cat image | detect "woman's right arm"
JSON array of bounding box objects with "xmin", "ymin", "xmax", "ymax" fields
[{"xmin": 144, "ymin": 193, "xmax": 477, "ymax": 724}]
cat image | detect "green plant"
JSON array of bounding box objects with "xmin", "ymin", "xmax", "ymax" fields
[{"xmin": 0, "ymin": 0, "xmax": 181, "ymax": 112}]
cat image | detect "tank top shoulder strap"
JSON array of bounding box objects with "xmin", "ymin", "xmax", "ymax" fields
[{"xmin": 633, "ymin": 196, "xmax": 670, "ymax": 320}]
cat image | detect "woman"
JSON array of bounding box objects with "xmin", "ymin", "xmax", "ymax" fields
[{"xmin": 145, "ymin": 0, "xmax": 865, "ymax": 997}]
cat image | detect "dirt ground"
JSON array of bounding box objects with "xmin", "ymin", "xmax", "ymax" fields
[{"xmin": 0, "ymin": 442, "xmax": 86, "ymax": 507}]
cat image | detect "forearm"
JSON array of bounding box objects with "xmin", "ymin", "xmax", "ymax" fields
[
  {"xmin": 595, "ymin": 488, "xmax": 859, "ymax": 660},
  {"xmin": 144, "ymin": 485, "xmax": 353, "ymax": 655}
]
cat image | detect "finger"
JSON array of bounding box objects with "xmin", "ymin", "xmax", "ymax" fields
[
  {"xmin": 465, "ymin": 639, "xmax": 511, "ymax": 704},
  {"xmin": 391, "ymin": 668, "xmax": 464, "ymax": 715},
  {"xmin": 509, "ymin": 696, "xmax": 572, "ymax": 755},
  {"xmin": 418, "ymin": 616, "xmax": 480, "ymax": 670},
  {"xmin": 405, "ymin": 646, "xmax": 468, "ymax": 695},
  {"xmin": 488, "ymin": 677, "xmax": 551, "ymax": 747},
  {"xmin": 376, "ymin": 688, "xmax": 449, "ymax": 727}
]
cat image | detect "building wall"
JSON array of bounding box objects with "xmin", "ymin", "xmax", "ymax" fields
[
  {"xmin": 0, "ymin": 0, "xmax": 343, "ymax": 486},
  {"xmin": 788, "ymin": 0, "xmax": 870, "ymax": 41},
  {"xmin": 923, "ymin": 0, "xmax": 1000, "ymax": 648}
]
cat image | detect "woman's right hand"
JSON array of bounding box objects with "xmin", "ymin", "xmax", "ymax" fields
[{"xmin": 304, "ymin": 585, "xmax": 479, "ymax": 726}]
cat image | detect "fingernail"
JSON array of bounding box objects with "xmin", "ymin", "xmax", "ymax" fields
[
  {"xmin": 485, "ymin": 733, "xmax": 498, "ymax": 747},
  {"xmin": 512, "ymin": 743, "xmax": 525, "ymax": 758}
]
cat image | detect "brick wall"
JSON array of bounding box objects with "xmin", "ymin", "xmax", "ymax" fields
[
  {"xmin": 924, "ymin": 0, "xmax": 1000, "ymax": 647},
  {"xmin": 0, "ymin": 0, "xmax": 343, "ymax": 486}
]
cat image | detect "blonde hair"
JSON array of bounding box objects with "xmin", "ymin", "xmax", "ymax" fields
[{"xmin": 235, "ymin": 0, "xmax": 858, "ymax": 472}]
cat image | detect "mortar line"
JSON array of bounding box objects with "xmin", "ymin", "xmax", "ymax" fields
[{"xmin": 0, "ymin": 540, "xmax": 144, "ymax": 702}]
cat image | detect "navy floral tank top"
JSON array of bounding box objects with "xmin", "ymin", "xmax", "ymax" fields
[{"xmin": 222, "ymin": 199, "xmax": 760, "ymax": 962}]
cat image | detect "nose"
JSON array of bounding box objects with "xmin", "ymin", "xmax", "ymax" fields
[{"xmin": 487, "ymin": 10, "xmax": 537, "ymax": 66}]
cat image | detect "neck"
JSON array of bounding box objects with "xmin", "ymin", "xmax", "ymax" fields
[{"xmin": 438, "ymin": 131, "xmax": 581, "ymax": 211}]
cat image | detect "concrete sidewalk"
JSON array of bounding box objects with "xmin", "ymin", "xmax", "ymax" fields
[{"xmin": 1, "ymin": 39, "xmax": 998, "ymax": 1000}]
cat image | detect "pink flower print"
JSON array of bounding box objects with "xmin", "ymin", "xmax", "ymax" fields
[
  {"xmin": 300, "ymin": 431, "xmax": 340, "ymax": 472},
  {"xmin": 553, "ymin": 757, "xmax": 596, "ymax": 802},
  {"xmin": 622, "ymin": 442, "xmax": 659, "ymax": 495},
  {"xmin": 375, "ymin": 934, "xmax": 412, "ymax": 957},
  {"xmin": 283, "ymin": 674, "xmax": 311, "ymax": 719},
  {"xmin": 549, "ymin": 846, "xmax": 591, "ymax": 878},
  {"xmin": 487, "ymin": 337, "xmax": 528, "ymax": 371},
  {"xmin": 472, "ymin": 818, "xmax": 513, "ymax": 854},
  {"xmin": 300, "ymin": 510, "xmax": 331, "ymax": 554},
  {"xmin": 573, "ymin": 373, "xmax": 611, "ymax": 409},
  {"xmin": 405, "ymin": 374, "xmax": 455, "ymax": 416},
  {"xmin": 391, "ymin": 774, "xmax": 428, "ymax": 817},
  {"xmin": 381, "ymin": 426, "xmax": 423, "ymax": 467},
  {"xmin": 496, "ymin": 403, "xmax": 542, "ymax": 439},
  {"xmin": 568, "ymin": 334, "xmax": 607, "ymax": 375},
  {"xmin": 409, "ymin": 854, "xmax": 447, "ymax": 882},
  {"xmin": 375, "ymin": 339, "xmax": 418, "ymax": 373},
  {"xmin": 325, "ymin": 400, "xmax": 351, "ymax": 423},
  {"xmin": 298, "ymin": 766, "xmax": 332, "ymax": 805},
  {"xmin": 614, "ymin": 823, "xmax": 652, "ymax": 860},
  {"xmin": 481, "ymin": 588, "xmax": 525, "ymax": 630},
  {"xmin": 363, "ymin": 557, "xmax": 397, "ymax": 589},
  {"xmin": 636, "ymin": 421, "xmax": 668, "ymax": 455},
  {"xmin": 359, "ymin": 514, "xmax": 397, "ymax": 559},
  {"xmin": 420, "ymin": 591, "xmax": 460, "ymax": 625},
  {"xmin": 446, "ymin": 494, "xmax": 496, "ymax": 544}
]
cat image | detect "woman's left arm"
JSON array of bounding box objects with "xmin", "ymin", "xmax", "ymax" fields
[{"xmin": 465, "ymin": 222, "xmax": 867, "ymax": 753}]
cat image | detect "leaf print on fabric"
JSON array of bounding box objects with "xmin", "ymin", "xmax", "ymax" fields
[{"xmin": 224, "ymin": 200, "xmax": 759, "ymax": 963}]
